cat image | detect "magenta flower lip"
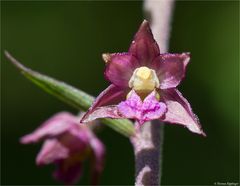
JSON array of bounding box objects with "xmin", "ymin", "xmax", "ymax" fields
[
  {"xmin": 21, "ymin": 112, "xmax": 105, "ymax": 185},
  {"xmin": 81, "ymin": 20, "xmax": 206, "ymax": 136}
]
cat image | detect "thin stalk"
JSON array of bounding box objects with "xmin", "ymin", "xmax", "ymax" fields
[
  {"xmin": 131, "ymin": 0, "xmax": 175, "ymax": 185},
  {"xmin": 131, "ymin": 121, "xmax": 164, "ymax": 185}
]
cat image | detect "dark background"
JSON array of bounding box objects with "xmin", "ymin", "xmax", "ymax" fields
[{"xmin": 1, "ymin": 1, "xmax": 239, "ymax": 185}]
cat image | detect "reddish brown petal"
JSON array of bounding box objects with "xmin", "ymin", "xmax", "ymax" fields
[
  {"xmin": 89, "ymin": 135, "xmax": 105, "ymax": 185},
  {"xmin": 104, "ymin": 53, "xmax": 139, "ymax": 87},
  {"xmin": 161, "ymin": 89, "xmax": 206, "ymax": 136},
  {"xmin": 57, "ymin": 126, "xmax": 89, "ymax": 153},
  {"xmin": 36, "ymin": 139, "xmax": 69, "ymax": 165},
  {"xmin": 53, "ymin": 159, "xmax": 83, "ymax": 185},
  {"xmin": 153, "ymin": 53, "xmax": 190, "ymax": 89},
  {"xmin": 20, "ymin": 112, "xmax": 78, "ymax": 144},
  {"xmin": 82, "ymin": 106, "xmax": 124, "ymax": 123},
  {"xmin": 81, "ymin": 84, "xmax": 128, "ymax": 123},
  {"xmin": 129, "ymin": 20, "xmax": 160, "ymax": 66}
]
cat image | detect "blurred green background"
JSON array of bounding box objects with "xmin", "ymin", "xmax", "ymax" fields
[{"xmin": 1, "ymin": 1, "xmax": 239, "ymax": 185}]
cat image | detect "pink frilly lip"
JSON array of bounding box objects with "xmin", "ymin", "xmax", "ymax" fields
[
  {"xmin": 118, "ymin": 90, "xmax": 167, "ymax": 125},
  {"xmin": 81, "ymin": 20, "xmax": 206, "ymax": 136}
]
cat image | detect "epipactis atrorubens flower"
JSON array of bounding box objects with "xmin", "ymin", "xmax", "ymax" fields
[
  {"xmin": 21, "ymin": 112, "xmax": 105, "ymax": 185},
  {"xmin": 81, "ymin": 20, "xmax": 205, "ymax": 136}
]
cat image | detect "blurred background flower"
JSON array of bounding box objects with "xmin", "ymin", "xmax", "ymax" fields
[
  {"xmin": 1, "ymin": 1, "xmax": 239, "ymax": 185},
  {"xmin": 20, "ymin": 112, "xmax": 105, "ymax": 185}
]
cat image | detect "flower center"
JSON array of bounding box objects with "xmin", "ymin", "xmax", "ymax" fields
[{"xmin": 128, "ymin": 66, "xmax": 160, "ymax": 99}]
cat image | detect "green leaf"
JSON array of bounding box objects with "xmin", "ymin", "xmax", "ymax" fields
[{"xmin": 5, "ymin": 51, "xmax": 135, "ymax": 137}]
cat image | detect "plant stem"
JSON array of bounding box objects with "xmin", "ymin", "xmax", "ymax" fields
[
  {"xmin": 131, "ymin": 0, "xmax": 175, "ymax": 185},
  {"xmin": 131, "ymin": 121, "xmax": 164, "ymax": 185},
  {"xmin": 144, "ymin": 0, "xmax": 175, "ymax": 53}
]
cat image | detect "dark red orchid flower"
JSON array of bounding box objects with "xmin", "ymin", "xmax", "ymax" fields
[{"xmin": 81, "ymin": 20, "xmax": 205, "ymax": 136}]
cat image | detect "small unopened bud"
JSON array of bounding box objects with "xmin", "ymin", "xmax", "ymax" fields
[{"xmin": 102, "ymin": 53, "xmax": 111, "ymax": 64}]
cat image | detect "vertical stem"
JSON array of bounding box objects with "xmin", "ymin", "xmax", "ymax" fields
[
  {"xmin": 131, "ymin": 121, "xmax": 164, "ymax": 185},
  {"xmin": 131, "ymin": 0, "xmax": 175, "ymax": 185},
  {"xmin": 144, "ymin": 0, "xmax": 175, "ymax": 53}
]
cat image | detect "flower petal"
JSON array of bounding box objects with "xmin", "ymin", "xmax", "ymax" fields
[
  {"xmin": 36, "ymin": 139, "xmax": 69, "ymax": 165},
  {"xmin": 152, "ymin": 53, "xmax": 190, "ymax": 89},
  {"xmin": 104, "ymin": 53, "xmax": 139, "ymax": 87},
  {"xmin": 53, "ymin": 159, "xmax": 83, "ymax": 185},
  {"xmin": 161, "ymin": 89, "xmax": 206, "ymax": 136},
  {"xmin": 118, "ymin": 90, "xmax": 142, "ymax": 121},
  {"xmin": 129, "ymin": 20, "xmax": 160, "ymax": 66},
  {"xmin": 118, "ymin": 90, "xmax": 167, "ymax": 125},
  {"xmin": 20, "ymin": 112, "xmax": 78, "ymax": 144},
  {"xmin": 81, "ymin": 84, "xmax": 127, "ymax": 123},
  {"xmin": 89, "ymin": 134, "xmax": 105, "ymax": 185},
  {"xmin": 82, "ymin": 106, "xmax": 123, "ymax": 123},
  {"xmin": 141, "ymin": 91, "xmax": 167, "ymax": 123},
  {"xmin": 57, "ymin": 126, "xmax": 89, "ymax": 153}
]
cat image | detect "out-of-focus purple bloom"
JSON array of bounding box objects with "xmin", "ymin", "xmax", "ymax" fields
[
  {"xmin": 81, "ymin": 20, "xmax": 205, "ymax": 136},
  {"xmin": 21, "ymin": 112, "xmax": 105, "ymax": 185}
]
